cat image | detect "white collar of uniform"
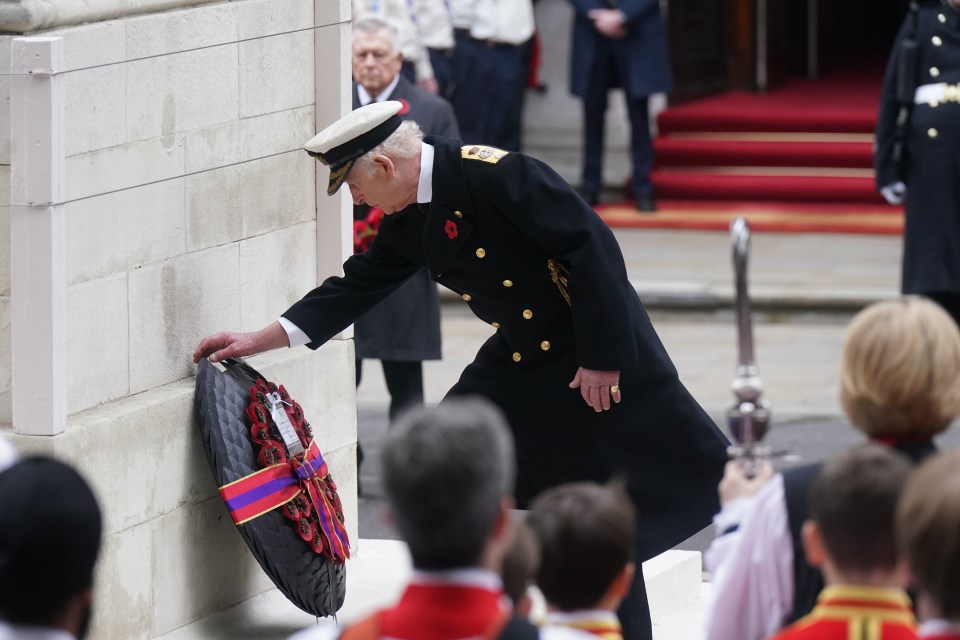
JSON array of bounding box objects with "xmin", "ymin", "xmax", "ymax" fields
[
  {"xmin": 410, "ymin": 567, "xmax": 503, "ymax": 592},
  {"xmin": 545, "ymin": 610, "xmax": 620, "ymax": 626},
  {"xmin": 418, "ymin": 142, "xmax": 434, "ymax": 204},
  {"xmin": 0, "ymin": 622, "xmax": 76, "ymax": 640},
  {"xmin": 919, "ymin": 619, "xmax": 960, "ymax": 635},
  {"xmin": 356, "ymin": 74, "xmax": 402, "ymax": 106}
]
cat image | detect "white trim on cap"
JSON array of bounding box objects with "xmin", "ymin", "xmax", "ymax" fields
[{"xmin": 304, "ymin": 100, "xmax": 402, "ymax": 154}]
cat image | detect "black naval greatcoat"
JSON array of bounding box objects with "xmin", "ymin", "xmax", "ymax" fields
[
  {"xmin": 875, "ymin": 0, "xmax": 960, "ymax": 296},
  {"xmin": 284, "ymin": 137, "xmax": 730, "ymax": 562}
]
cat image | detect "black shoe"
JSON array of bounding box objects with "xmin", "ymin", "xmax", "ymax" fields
[
  {"xmin": 635, "ymin": 196, "xmax": 656, "ymax": 213},
  {"xmin": 577, "ymin": 188, "xmax": 599, "ymax": 206}
]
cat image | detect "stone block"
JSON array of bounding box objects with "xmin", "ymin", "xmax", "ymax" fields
[
  {"xmin": 0, "ymin": 36, "xmax": 13, "ymax": 165},
  {"xmin": 65, "ymin": 135, "xmax": 185, "ymax": 203},
  {"xmin": 0, "ymin": 298, "xmax": 9, "ymax": 424},
  {"xmin": 239, "ymin": 151, "xmax": 315, "ymax": 238},
  {"xmin": 184, "ymin": 120, "xmax": 240, "ymax": 175},
  {"xmin": 127, "ymin": 44, "xmax": 239, "ymax": 143},
  {"xmin": 151, "ymin": 498, "xmax": 266, "ymax": 637},
  {"xmin": 63, "ymin": 63, "xmax": 126, "ymax": 156},
  {"xmin": 89, "ymin": 522, "xmax": 153, "ymax": 640},
  {"xmin": 67, "ymin": 378, "xmax": 212, "ymax": 532},
  {"xmin": 316, "ymin": 0, "xmax": 351, "ymax": 27},
  {"xmin": 128, "ymin": 244, "xmax": 240, "ymax": 394},
  {"xmin": 125, "ymin": 2, "xmax": 237, "ymax": 60},
  {"xmin": 185, "ymin": 164, "xmax": 243, "ymax": 251},
  {"xmin": 238, "ymin": 0, "xmax": 314, "ymax": 40},
  {"xmin": 0, "ymin": 165, "xmax": 9, "ymax": 297},
  {"xmin": 239, "ymin": 29, "xmax": 314, "ymax": 118},
  {"xmin": 66, "ymin": 178, "xmax": 186, "ymax": 285},
  {"xmin": 238, "ymin": 105, "xmax": 315, "ymax": 161},
  {"xmin": 313, "ymin": 22, "xmax": 350, "ymax": 130},
  {"xmin": 48, "ymin": 20, "xmax": 125, "ymax": 71},
  {"xmin": 238, "ymin": 221, "xmax": 317, "ymax": 331},
  {"xmin": 67, "ymin": 274, "xmax": 129, "ymax": 413}
]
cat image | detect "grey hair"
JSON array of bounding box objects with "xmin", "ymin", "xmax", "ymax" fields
[
  {"xmin": 353, "ymin": 16, "xmax": 399, "ymax": 51},
  {"xmin": 381, "ymin": 397, "xmax": 516, "ymax": 570},
  {"xmin": 353, "ymin": 120, "xmax": 424, "ymax": 176}
]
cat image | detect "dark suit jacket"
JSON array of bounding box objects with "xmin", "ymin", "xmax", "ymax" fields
[
  {"xmin": 568, "ymin": 0, "xmax": 672, "ymax": 99},
  {"xmin": 350, "ymin": 76, "xmax": 460, "ymax": 361},
  {"xmin": 285, "ymin": 137, "xmax": 728, "ymax": 559}
]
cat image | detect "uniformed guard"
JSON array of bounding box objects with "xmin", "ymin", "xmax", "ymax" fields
[
  {"xmin": 875, "ymin": 0, "xmax": 960, "ymax": 326},
  {"xmin": 193, "ymin": 100, "xmax": 730, "ymax": 640}
]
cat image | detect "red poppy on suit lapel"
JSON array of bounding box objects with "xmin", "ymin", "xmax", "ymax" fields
[
  {"xmin": 398, "ymin": 99, "xmax": 411, "ymax": 116},
  {"xmin": 444, "ymin": 219, "xmax": 459, "ymax": 239}
]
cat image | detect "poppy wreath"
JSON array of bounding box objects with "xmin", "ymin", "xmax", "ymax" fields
[
  {"xmin": 218, "ymin": 377, "xmax": 350, "ymax": 563},
  {"xmin": 353, "ymin": 206, "xmax": 384, "ymax": 253}
]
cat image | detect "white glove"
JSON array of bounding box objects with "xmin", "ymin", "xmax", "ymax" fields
[{"xmin": 880, "ymin": 181, "xmax": 906, "ymax": 205}]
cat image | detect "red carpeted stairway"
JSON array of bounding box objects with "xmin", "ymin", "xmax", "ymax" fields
[{"xmin": 596, "ymin": 68, "xmax": 905, "ymax": 234}]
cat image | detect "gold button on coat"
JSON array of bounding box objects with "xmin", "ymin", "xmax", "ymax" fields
[
  {"xmin": 512, "ymin": 352, "xmax": 522, "ymax": 363},
  {"xmin": 929, "ymin": 128, "xmax": 939, "ymax": 138},
  {"xmin": 491, "ymin": 322, "xmax": 500, "ymax": 329},
  {"xmin": 502, "ymin": 280, "xmax": 513, "ymax": 287},
  {"xmin": 933, "ymin": 35, "xmax": 943, "ymax": 46},
  {"xmin": 454, "ymin": 210, "xmax": 463, "ymax": 218},
  {"xmin": 931, "ymin": 66, "xmax": 941, "ymax": 77},
  {"xmin": 540, "ymin": 341, "xmax": 551, "ymax": 351},
  {"xmin": 522, "ymin": 309, "xmax": 533, "ymax": 319},
  {"xmin": 462, "ymin": 293, "xmax": 472, "ymax": 301},
  {"xmin": 476, "ymin": 248, "xmax": 486, "ymax": 258}
]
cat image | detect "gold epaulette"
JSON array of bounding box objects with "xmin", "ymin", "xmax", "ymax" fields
[{"xmin": 461, "ymin": 145, "xmax": 508, "ymax": 164}]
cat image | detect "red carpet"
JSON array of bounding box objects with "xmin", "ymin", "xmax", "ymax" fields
[
  {"xmin": 599, "ymin": 67, "xmax": 901, "ymax": 235},
  {"xmin": 597, "ymin": 200, "xmax": 903, "ymax": 235}
]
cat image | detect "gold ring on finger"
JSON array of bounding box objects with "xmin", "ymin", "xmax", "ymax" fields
[{"xmin": 611, "ymin": 385, "xmax": 620, "ymax": 394}]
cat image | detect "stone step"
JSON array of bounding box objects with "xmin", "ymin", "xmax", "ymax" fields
[{"xmin": 157, "ymin": 539, "xmax": 706, "ymax": 640}]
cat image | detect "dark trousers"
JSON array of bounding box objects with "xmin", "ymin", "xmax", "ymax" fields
[
  {"xmin": 429, "ymin": 48, "xmax": 455, "ymax": 101},
  {"xmin": 355, "ymin": 359, "xmax": 425, "ymax": 422},
  {"xmin": 580, "ymin": 43, "xmax": 654, "ymax": 199},
  {"xmin": 453, "ymin": 35, "xmax": 531, "ymax": 151}
]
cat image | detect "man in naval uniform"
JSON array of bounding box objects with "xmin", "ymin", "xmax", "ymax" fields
[
  {"xmin": 351, "ymin": 17, "xmax": 459, "ymax": 425},
  {"xmin": 194, "ymin": 101, "xmax": 730, "ymax": 640}
]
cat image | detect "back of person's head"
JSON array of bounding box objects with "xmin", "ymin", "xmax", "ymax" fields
[
  {"xmin": 807, "ymin": 444, "xmax": 912, "ymax": 578},
  {"xmin": 897, "ymin": 447, "xmax": 960, "ymax": 620},
  {"xmin": 840, "ymin": 296, "xmax": 960, "ymax": 439},
  {"xmin": 382, "ymin": 397, "xmax": 515, "ymax": 570},
  {"xmin": 0, "ymin": 456, "xmax": 102, "ymax": 630},
  {"xmin": 527, "ymin": 482, "xmax": 635, "ymax": 612},
  {"xmin": 501, "ymin": 517, "xmax": 540, "ymax": 615}
]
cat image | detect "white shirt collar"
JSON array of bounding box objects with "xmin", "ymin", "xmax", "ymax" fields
[
  {"xmin": 545, "ymin": 610, "xmax": 620, "ymax": 625},
  {"xmin": 410, "ymin": 567, "xmax": 503, "ymax": 591},
  {"xmin": 356, "ymin": 74, "xmax": 401, "ymax": 106},
  {"xmin": 418, "ymin": 143, "xmax": 434, "ymax": 204}
]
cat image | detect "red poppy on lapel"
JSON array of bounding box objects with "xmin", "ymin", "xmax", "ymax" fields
[
  {"xmin": 397, "ymin": 99, "xmax": 411, "ymax": 116},
  {"xmin": 444, "ymin": 220, "xmax": 459, "ymax": 239}
]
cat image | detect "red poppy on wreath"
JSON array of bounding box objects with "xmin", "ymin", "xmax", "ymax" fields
[
  {"xmin": 353, "ymin": 207, "xmax": 385, "ymax": 253},
  {"xmin": 444, "ymin": 219, "xmax": 459, "ymax": 239},
  {"xmin": 397, "ymin": 99, "xmax": 411, "ymax": 116}
]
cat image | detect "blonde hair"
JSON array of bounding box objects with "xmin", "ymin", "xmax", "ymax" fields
[
  {"xmin": 840, "ymin": 296, "xmax": 960, "ymax": 437},
  {"xmin": 353, "ymin": 120, "xmax": 423, "ymax": 176}
]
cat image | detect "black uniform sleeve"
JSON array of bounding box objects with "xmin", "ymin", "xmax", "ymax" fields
[
  {"xmin": 281, "ymin": 218, "xmax": 422, "ymax": 350},
  {"xmin": 874, "ymin": 16, "xmax": 912, "ymax": 190},
  {"xmin": 477, "ymin": 153, "xmax": 641, "ymax": 370}
]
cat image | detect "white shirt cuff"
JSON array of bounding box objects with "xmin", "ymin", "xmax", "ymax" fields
[
  {"xmin": 712, "ymin": 497, "xmax": 754, "ymax": 534},
  {"xmin": 278, "ymin": 317, "xmax": 310, "ymax": 348}
]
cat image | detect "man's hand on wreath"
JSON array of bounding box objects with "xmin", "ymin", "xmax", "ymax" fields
[
  {"xmin": 569, "ymin": 367, "xmax": 622, "ymax": 412},
  {"xmin": 192, "ymin": 321, "xmax": 290, "ymax": 364}
]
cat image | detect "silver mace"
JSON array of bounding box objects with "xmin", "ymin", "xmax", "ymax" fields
[{"xmin": 726, "ymin": 217, "xmax": 774, "ymax": 477}]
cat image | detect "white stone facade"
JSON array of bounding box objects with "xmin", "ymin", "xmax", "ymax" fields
[{"xmin": 2, "ymin": 0, "xmax": 357, "ymax": 637}]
